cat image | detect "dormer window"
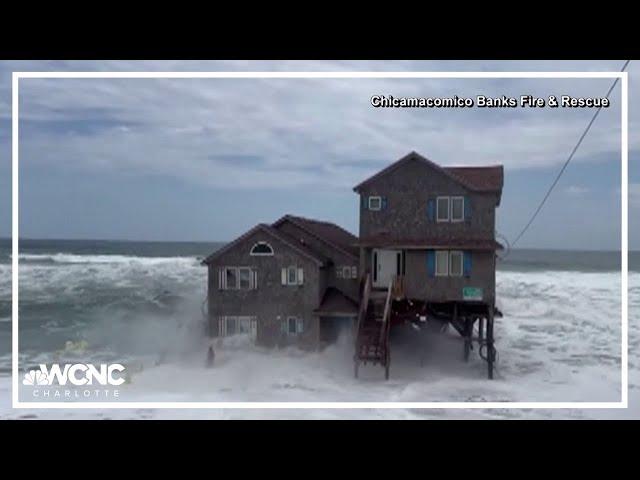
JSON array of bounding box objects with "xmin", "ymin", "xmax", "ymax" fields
[
  {"xmin": 250, "ymin": 241, "xmax": 274, "ymax": 256},
  {"xmin": 368, "ymin": 196, "xmax": 382, "ymax": 211}
]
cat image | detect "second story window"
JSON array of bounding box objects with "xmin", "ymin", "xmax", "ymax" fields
[
  {"xmin": 281, "ymin": 266, "xmax": 304, "ymax": 286},
  {"xmin": 337, "ymin": 265, "xmax": 357, "ymax": 279},
  {"xmin": 434, "ymin": 196, "xmax": 466, "ymax": 222},
  {"xmin": 288, "ymin": 266, "xmax": 297, "ymax": 284},
  {"xmin": 368, "ymin": 196, "xmax": 382, "ymax": 211},
  {"xmin": 219, "ymin": 267, "xmax": 257, "ymax": 290},
  {"xmin": 226, "ymin": 267, "xmax": 238, "ymax": 289},
  {"xmin": 451, "ymin": 196, "xmax": 464, "ymax": 222},
  {"xmin": 436, "ymin": 196, "xmax": 450, "ymax": 222},
  {"xmin": 239, "ymin": 267, "xmax": 252, "ymax": 289}
]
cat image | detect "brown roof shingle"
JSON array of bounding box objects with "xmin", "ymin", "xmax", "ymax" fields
[
  {"xmin": 201, "ymin": 223, "xmax": 327, "ymax": 265},
  {"xmin": 445, "ymin": 166, "xmax": 504, "ymax": 193},
  {"xmin": 272, "ymin": 214, "xmax": 359, "ymax": 258},
  {"xmin": 353, "ymin": 151, "xmax": 504, "ymax": 195},
  {"xmin": 313, "ymin": 287, "xmax": 359, "ymax": 316}
]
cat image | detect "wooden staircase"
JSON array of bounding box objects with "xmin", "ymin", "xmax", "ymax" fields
[{"xmin": 354, "ymin": 274, "xmax": 393, "ymax": 380}]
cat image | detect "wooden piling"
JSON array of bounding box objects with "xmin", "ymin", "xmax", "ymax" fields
[
  {"xmin": 487, "ymin": 307, "xmax": 495, "ymax": 379},
  {"xmin": 463, "ymin": 317, "xmax": 471, "ymax": 362}
]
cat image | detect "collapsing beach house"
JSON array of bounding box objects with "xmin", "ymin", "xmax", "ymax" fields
[{"xmin": 202, "ymin": 151, "xmax": 504, "ymax": 379}]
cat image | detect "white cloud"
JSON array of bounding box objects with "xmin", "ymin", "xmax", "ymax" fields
[
  {"xmin": 1, "ymin": 60, "xmax": 636, "ymax": 190},
  {"xmin": 630, "ymin": 183, "xmax": 640, "ymax": 208},
  {"xmin": 564, "ymin": 185, "xmax": 589, "ymax": 195}
]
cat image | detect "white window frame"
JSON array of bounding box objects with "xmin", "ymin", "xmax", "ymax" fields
[
  {"xmin": 435, "ymin": 250, "xmax": 449, "ymax": 277},
  {"xmin": 449, "ymin": 250, "xmax": 463, "ymax": 277},
  {"xmin": 239, "ymin": 267, "xmax": 252, "ymax": 289},
  {"xmin": 250, "ymin": 241, "xmax": 274, "ymax": 256},
  {"xmin": 219, "ymin": 316, "xmax": 257, "ymax": 340},
  {"xmin": 342, "ymin": 266, "xmax": 353, "ymax": 279},
  {"xmin": 451, "ymin": 196, "xmax": 464, "ymax": 223},
  {"xmin": 368, "ymin": 196, "xmax": 382, "ymax": 211},
  {"xmin": 224, "ymin": 267, "xmax": 239, "ymax": 290},
  {"xmin": 223, "ymin": 267, "xmax": 256, "ymax": 290},
  {"xmin": 287, "ymin": 266, "xmax": 298, "ymax": 285},
  {"xmin": 226, "ymin": 316, "xmax": 237, "ymax": 335},
  {"xmin": 436, "ymin": 196, "xmax": 450, "ymax": 222}
]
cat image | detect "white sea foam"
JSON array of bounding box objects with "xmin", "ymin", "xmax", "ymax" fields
[
  {"xmin": 16, "ymin": 253, "xmax": 198, "ymax": 265},
  {"xmin": 1, "ymin": 266, "xmax": 637, "ymax": 419}
]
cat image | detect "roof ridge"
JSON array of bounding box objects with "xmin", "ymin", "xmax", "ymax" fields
[
  {"xmin": 354, "ymin": 151, "xmax": 503, "ymax": 193},
  {"xmin": 280, "ymin": 214, "xmax": 357, "ymax": 238},
  {"xmin": 273, "ymin": 214, "xmax": 358, "ymax": 260},
  {"xmin": 445, "ymin": 165, "xmax": 504, "ymax": 169},
  {"xmin": 201, "ymin": 223, "xmax": 325, "ymax": 266}
]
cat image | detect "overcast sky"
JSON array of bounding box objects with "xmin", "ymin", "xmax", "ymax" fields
[{"xmin": 0, "ymin": 60, "xmax": 637, "ymax": 250}]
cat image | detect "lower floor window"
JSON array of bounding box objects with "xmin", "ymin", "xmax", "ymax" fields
[
  {"xmin": 283, "ymin": 316, "xmax": 304, "ymax": 336},
  {"xmin": 218, "ymin": 316, "xmax": 257, "ymax": 340}
]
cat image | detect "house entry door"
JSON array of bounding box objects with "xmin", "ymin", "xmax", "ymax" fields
[{"xmin": 372, "ymin": 249, "xmax": 400, "ymax": 289}]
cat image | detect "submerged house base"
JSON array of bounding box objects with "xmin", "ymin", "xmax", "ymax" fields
[{"xmin": 202, "ymin": 151, "xmax": 504, "ymax": 380}]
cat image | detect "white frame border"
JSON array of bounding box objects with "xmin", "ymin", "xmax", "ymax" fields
[
  {"xmin": 451, "ymin": 196, "xmax": 465, "ymax": 223},
  {"xmin": 249, "ymin": 241, "xmax": 274, "ymax": 257},
  {"xmin": 11, "ymin": 70, "xmax": 628, "ymax": 410},
  {"xmin": 436, "ymin": 195, "xmax": 451, "ymax": 222},
  {"xmin": 435, "ymin": 250, "xmax": 450, "ymax": 277},
  {"xmin": 368, "ymin": 195, "xmax": 382, "ymax": 211},
  {"xmin": 449, "ymin": 250, "xmax": 464, "ymax": 278}
]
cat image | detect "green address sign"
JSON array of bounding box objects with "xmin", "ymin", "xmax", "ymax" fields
[{"xmin": 462, "ymin": 287, "xmax": 483, "ymax": 301}]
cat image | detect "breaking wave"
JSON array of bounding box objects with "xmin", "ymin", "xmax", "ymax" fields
[{"xmin": 15, "ymin": 253, "xmax": 199, "ymax": 266}]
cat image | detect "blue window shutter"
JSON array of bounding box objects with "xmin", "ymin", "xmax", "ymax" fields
[
  {"xmin": 464, "ymin": 196, "xmax": 471, "ymax": 221},
  {"xmin": 362, "ymin": 195, "xmax": 368, "ymax": 210},
  {"xmin": 427, "ymin": 199, "xmax": 435, "ymax": 221},
  {"xmin": 381, "ymin": 197, "xmax": 388, "ymax": 210},
  {"xmin": 463, "ymin": 251, "xmax": 472, "ymax": 277},
  {"xmin": 427, "ymin": 250, "xmax": 435, "ymax": 277}
]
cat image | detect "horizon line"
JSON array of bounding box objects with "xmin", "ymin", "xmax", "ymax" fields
[{"xmin": 0, "ymin": 236, "xmax": 634, "ymax": 253}]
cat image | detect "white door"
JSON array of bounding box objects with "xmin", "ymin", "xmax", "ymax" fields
[{"xmin": 372, "ymin": 249, "xmax": 400, "ymax": 288}]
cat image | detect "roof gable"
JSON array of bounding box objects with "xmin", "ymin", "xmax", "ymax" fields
[
  {"xmin": 353, "ymin": 151, "xmax": 503, "ymax": 196},
  {"xmin": 201, "ymin": 223, "xmax": 325, "ymax": 266}
]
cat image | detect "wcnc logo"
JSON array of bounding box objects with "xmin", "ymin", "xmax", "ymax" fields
[{"xmin": 22, "ymin": 363, "xmax": 126, "ymax": 400}]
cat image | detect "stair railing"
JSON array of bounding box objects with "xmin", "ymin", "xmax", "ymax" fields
[
  {"xmin": 379, "ymin": 279, "xmax": 393, "ymax": 347},
  {"xmin": 355, "ymin": 273, "xmax": 371, "ymax": 343}
]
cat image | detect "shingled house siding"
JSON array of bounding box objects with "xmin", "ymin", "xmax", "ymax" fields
[
  {"xmin": 359, "ymin": 158, "xmax": 498, "ymax": 242},
  {"xmin": 404, "ymin": 250, "xmax": 495, "ymax": 302},
  {"xmin": 276, "ymin": 220, "xmax": 360, "ymax": 302},
  {"xmin": 357, "ymin": 156, "xmax": 499, "ymax": 302},
  {"xmin": 207, "ymin": 230, "xmax": 321, "ymax": 349}
]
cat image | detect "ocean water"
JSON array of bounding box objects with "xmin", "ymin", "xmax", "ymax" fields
[{"xmin": 0, "ymin": 238, "xmax": 638, "ymax": 419}]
